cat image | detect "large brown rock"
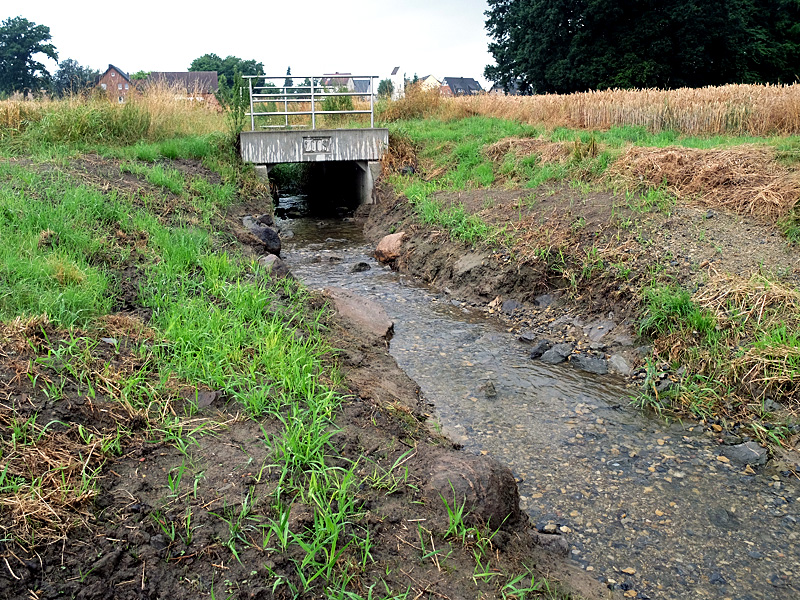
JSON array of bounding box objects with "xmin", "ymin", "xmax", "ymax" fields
[
  {"xmin": 374, "ymin": 232, "xmax": 405, "ymax": 263},
  {"xmin": 423, "ymin": 452, "xmax": 523, "ymax": 530},
  {"xmin": 323, "ymin": 287, "xmax": 394, "ymax": 342}
]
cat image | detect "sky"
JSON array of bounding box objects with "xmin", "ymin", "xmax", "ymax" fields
[{"xmin": 11, "ymin": 1, "xmax": 496, "ymax": 88}]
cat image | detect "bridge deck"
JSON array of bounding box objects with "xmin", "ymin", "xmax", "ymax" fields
[{"xmin": 240, "ymin": 128, "xmax": 389, "ymax": 165}]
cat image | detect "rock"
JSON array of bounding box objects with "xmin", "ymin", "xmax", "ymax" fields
[
  {"xmin": 479, "ymin": 381, "xmax": 497, "ymax": 398},
  {"xmin": 255, "ymin": 213, "xmax": 274, "ymax": 227},
  {"xmin": 532, "ymin": 532, "xmax": 570, "ymax": 557},
  {"xmin": 91, "ymin": 549, "xmax": 124, "ymax": 577},
  {"xmin": 541, "ymin": 523, "xmax": 558, "ymax": 534},
  {"xmin": 351, "ymin": 262, "xmax": 371, "ymax": 273},
  {"xmin": 518, "ymin": 331, "xmax": 537, "ymax": 344},
  {"xmin": 502, "ymin": 299, "xmax": 521, "ymax": 314},
  {"xmin": 323, "ymin": 287, "xmax": 394, "ymax": 341},
  {"xmin": 635, "ymin": 345, "xmax": 653, "ymax": 358},
  {"xmin": 534, "ymin": 294, "xmax": 557, "ymax": 308},
  {"xmin": 195, "ymin": 390, "xmax": 220, "ymax": 409},
  {"xmin": 570, "ymin": 354, "xmax": 609, "ymax": 375},
  {"xmin": 258, "ymin": 254, "xmax": 291, "ymax": 279},
  {"xmin": 243, "ymin": 216, "xmax": 281, "ymax": 256},
  {"xmin": 583, "ymin": 319, "xmax": 616, "ymax": 343},
  {"xmin": 721, "ymin": 441, "xmax": 768, "ymax": 467},
  {"xmin": 609, "ymin": 354, "xmax": 632, "ymax": 376},
  {"xmin": 540, "ymin": 343, "xmax": 574, "ymax": 365},
  {"xmin": 529, "ymin": 339, "xmax": 553, "ymax": 359},
  {"xmin": 374, "ymin": 232, "xmax": 405, "ymax": 263},
  {"xmin": 423, "ymin": 453, "xmax": 522, "ymax": 530}
]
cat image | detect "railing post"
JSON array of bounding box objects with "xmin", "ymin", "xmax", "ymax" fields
[
  {"xmin": 370, "ymin": 76, "xmax": 375, "ymax": 128},
  {"xmin": 284, "ymin": 86, "xmax": 288, "ymax": 129},
  {"xmin": 311, "ymin": 78, "xmax": 316, "ymax": 130},
  {"xmin": 248, "ymin": 78, "xmax": 254, "ymax": 131}
]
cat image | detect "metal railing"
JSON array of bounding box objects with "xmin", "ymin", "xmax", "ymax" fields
[{"xmin": 243, "ymin": 75, "xmax": 377, "ymax": 131}]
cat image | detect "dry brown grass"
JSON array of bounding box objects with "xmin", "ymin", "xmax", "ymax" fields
[
  {"xmin": 608, "ymin": 145, "xmax": 800, "ymax": 221},
  {"xmin": 453, "ymin": 84, "xmax": 800, "ymax": 136},
  {"xmin": 484, "ymin": 138, "xmax": 574, "ymax": 164}
]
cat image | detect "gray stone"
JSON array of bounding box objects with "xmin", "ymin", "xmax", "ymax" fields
[
  {"xmin": 583, "ymin": 319, "xmax": 616, "ymax": 343},
  {"xmin": 323, "ymin": 287, "xmax": 394, "ymax": 341},
  {"xmin": 502, "ymin": 299, "xmax": 521, "ymax": 314},
  {"xmin": 255, "ymin": 213, "xmax": 274, "ymax": 227},
  {"xmin": 423, "ymin": 453, "xmax": 522, "ymax": 530},
  {"xmin": 529, "ymin": 339, "xmax": 553, "ymax": 359},
  {"xmin": 531, "ymin": 532, "xmax": 569, "ymax": 557},
  {"xmin": 479, "ymin": 381, "xmax": 497, "ymax": 398},
  {"xmin": 609, "ymin": 354, "xmax": 632, "ymax": 376},
  {"xmin": 540, "ymin": 343, "xmax": 574, "ymax": 364},
  {"xmin": 243, "ymin": 216, "xmax": 281, "ymax": 256},
  {"xmin": 534, "ymin": 294, "xmax": 557, "ymax": 308},
  {"xmin": 570, "ymin": 355, "xmax": 609, "ymax": 375},
  {"xmin": 257, "ymin": 254, "xmax": 291, "ymax": 279},
  {"xmin": 518, "ymin": 331, "xmax": 537, "ymax": 344},
  {"xmin": 722, "ymin": 441, "xmax": 768, "ymax": 467},
  {"xmin": 351, "ymin": 262, "xmax": 371, "ymax": 273}
]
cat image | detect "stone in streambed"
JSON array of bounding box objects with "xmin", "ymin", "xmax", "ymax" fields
[
  {"xmin": 374, "ymin": 232, "xmax": 405, "ymax": 263},
  {"xmin": 721, "ymin": 441, "xmax": 768, "ymax": 467},
  {"xmin": 570, "ymin": 354, "xmax": 609, "ymax": 375},
  {"xmin": 540, "ymin": 343, "xmax": 574, "ymax": 364},
  {"xmin": 258, "ymin": 254, "xmax": 291, "ymax": 279},
  {"xmin": 351, "ymin": 262, "xmax": 371, "ymax": 272},
  {"xmin": 609, "ymin": 354, "xmax": 632, "ymax": 376},
  {"xmin": 323, "ymin": 287, "xmax": 394, "ymax": 342},
  {"xmin": 528, "ymin": 339, "xmax": 553, "ymax": 359}
]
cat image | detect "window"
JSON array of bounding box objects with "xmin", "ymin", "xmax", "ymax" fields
[
  {"xmin": 124, "ymin": 84, "xmax": 128, "ymax": 89},
  {"xmin": 118, "ymin": 83, "xmax": 122, "ymax": 90},
  {"xmin": 111, "ymin": 72, "xmax": 115, "ymax": 77},
  {"xmin": 101, "ymin": 83, "xmax": 107, "ymax": 90}
]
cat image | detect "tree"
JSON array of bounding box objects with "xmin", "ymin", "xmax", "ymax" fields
[
  {"xmin": 377, "ymin": 78, "xmax": 394, "ymax": 98},
  {"xmin": 52, "ymin": 59, "xmax": 99, "ymax": 97},
  {"xmin": 0, "ymin": 16, "xmax": 58, "ymax": 94},
  {"xmin": 283, "ymin": 66, "xmax": 294, "ymax": 93},
  {"xmin": 188, "ymin": 53, "xmax": 264, "ymax": 83},
  {"xmin": 484, "ymin": 0, "xmax": 800, "ymax": 94},
  {"xmin": 130, "ymin": 70, "xmax": 151, "ymax": 80}
]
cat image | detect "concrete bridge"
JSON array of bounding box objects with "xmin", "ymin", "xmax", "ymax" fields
[{"xmin": 238, "ymin": 75, "xmax": 389, "ymax": 205}]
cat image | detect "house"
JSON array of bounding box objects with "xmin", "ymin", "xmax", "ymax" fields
[
  {"xmin": 142, "ymin": 71, "xmax": 220, "ymax": 107},
  {"xmin": 389, "ymin": 66, "xmax": 405, "ymax": 100},
  {"xmin": 490, "ymin": 81, "xmax": 521, "ymax": 95},
  {"xmin": 418, "ymin": 75, "xmax": 441, "ymax": 91},
  {"xmin": 352, "ymin": 79, "xmax": 375, "ymax": 100},
  {"xmin": 441, "ymin": 77, "xmax": 483, "ymax": 96},
  {"xmin": 320, "ymin": 73, "xmax": 355, "ymax": 91},
  {"xmin": 98, "ymin": 64, "xmax": 131, "ymax": 103}
]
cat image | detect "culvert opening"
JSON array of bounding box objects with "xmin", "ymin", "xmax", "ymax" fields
[{"xmin": 269, "ymin": 161, "xmax": 370, "ymax": 219}]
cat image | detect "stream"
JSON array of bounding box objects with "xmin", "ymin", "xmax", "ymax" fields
[{"xmin": 279, "ymin": 203, "xmax": 799, "ymax": 600}]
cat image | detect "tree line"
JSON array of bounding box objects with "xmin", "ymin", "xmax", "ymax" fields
[{"xmin": 485, "ymin": 0, "xmax": 800, "ymax": 94}]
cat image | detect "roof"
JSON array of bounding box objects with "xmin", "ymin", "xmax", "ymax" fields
[
  {"xmin": 442, "ymin": 77, "xmax": 483, "ymax": 96},
  {"xmin": 101, "ymin": 64, "xmax": 130, "ymax": 82},
  {"xmin": 391, "ymin": 67, "xmax": 400, "ymax": 76},
  {"xmin": 353, "ymin": 79, "xmax": 372, "ymax": 94},
  {"xmin": 144, "ymin": 71, "xmax": 219, "ymax": 92},
  {"xmin": 321, "ymin": 72, "xmax": 353, "ymax": 87},
  {"xmin": 490, "ymin": 81, "xmax": 521, "ymax": 95}
]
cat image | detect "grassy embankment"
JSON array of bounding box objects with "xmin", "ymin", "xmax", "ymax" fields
[
  {"xmin": 0, "ymin": 91, "xmax": 567, "ymax": 599},
  {"xmin": 378, "ymin": 84, "xmax": 800, "ymax": 440}
]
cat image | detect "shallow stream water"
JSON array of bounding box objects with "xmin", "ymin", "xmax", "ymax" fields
[{"xmin": 280, "ymin": 203, "xmax": 798, "ymax": 600}]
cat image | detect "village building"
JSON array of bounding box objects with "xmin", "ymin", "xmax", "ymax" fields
[{"xmin": 97, "ymin": 64, "xmax": 131, "ymax": 103}]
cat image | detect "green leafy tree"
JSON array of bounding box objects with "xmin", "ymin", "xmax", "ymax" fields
[
  {"xmin": 0, "ymin": 16, "xmax": 58, "ymax": 94},
  {"xmin": 377, "ymin": 78, "xmax": 394, "ymax": 98},
  {"xmin": 484, "ymin": 0, "xmax": 800, "ymax": 94},
  {"xmin": 189, "ymin": 53, "xmax": 264, "ymax": 83},
  {"xmin": 52, "ymin": 59, "xmax": 99, "ymax": 97},
  {"xmin": 130, "ymin": 70, "xmax": 150, "ymax": 80}
]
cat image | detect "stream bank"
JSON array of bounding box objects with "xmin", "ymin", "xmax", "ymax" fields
[{"xmin": 275, "ymin": 186, "xmax": 800, "ymax": 600}]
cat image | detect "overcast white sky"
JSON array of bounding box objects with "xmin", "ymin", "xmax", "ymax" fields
[{"xmin": 12, "ymin": 1, "xmax": 495, "ymax": 87}]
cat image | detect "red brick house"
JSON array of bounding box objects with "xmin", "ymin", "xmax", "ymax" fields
[{"xmin": 98, "ymin": 64, "xmax": 131, "ymax": 103}]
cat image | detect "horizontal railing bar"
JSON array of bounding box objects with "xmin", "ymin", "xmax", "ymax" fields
[
  {"xmin": 246, "ymin": 110, "xmax": 373, "ymax": 117},
  {"xmin": 243, "ymin": 75, "xmax": 378, "ymax": 79}
]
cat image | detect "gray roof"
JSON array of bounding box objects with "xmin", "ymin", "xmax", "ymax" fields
[
  {"xmin": 144, "ymin": 71, "xmax": 219, "ymax": 92},
  {"xmin": 103, "ymin": 64, "xmax": 130, "ymax": 82},
  {"xmin": 353, "ymin": 79, "xmax": 372, "ymax": 94},
  {"xmin": 442, "ymin": 77, "xmax": 482, "ymax": 96},
  {"xmin": 391, "ymin": 66, "xmax": 400, "ymax": 75}
]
